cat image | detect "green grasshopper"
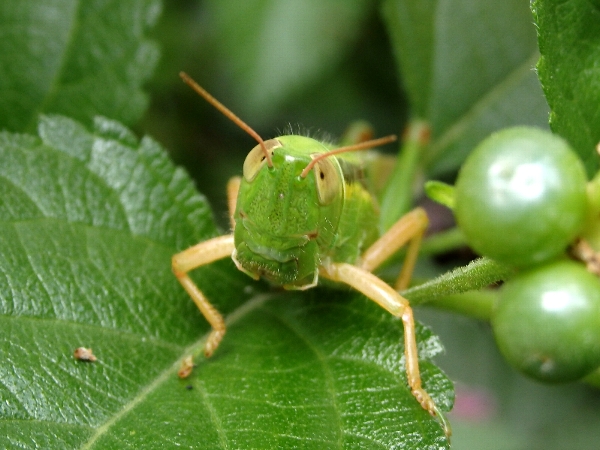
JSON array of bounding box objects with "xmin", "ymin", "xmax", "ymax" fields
[{"xmin": 172, "ymin": 72, "xmax": 449, "ymax": 436}]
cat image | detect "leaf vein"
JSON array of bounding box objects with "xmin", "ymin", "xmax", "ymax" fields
[
  {"xmin": 78, "ymin": 293, "xmax": 272, "ymax": 448},
  {"xmin": 260, "ymin": 307, "xmax": 345, "ymax": 450}
]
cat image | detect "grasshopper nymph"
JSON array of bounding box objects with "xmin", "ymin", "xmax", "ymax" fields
[{"xmin": 172, "ymin": 72, "xmax": 449, "ymax": 437}]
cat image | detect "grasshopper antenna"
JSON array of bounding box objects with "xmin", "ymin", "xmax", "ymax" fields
[
  {"xmin": 179, "ymin": 72, "xmax": 273, "ymax": 167},
  {"xmin": 301, "ymin": 135, "xmax": 397, "ymax": 178}
]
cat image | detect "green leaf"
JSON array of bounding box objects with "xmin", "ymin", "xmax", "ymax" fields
[
  {"xmin": 0, "ymin": 0, "xmax": 161, "ymax": 133},
  {"xmin": 381, "ymin": 0, "xmax": 550, "ymax": 175},
  {"xmin": 203, "ymin": 0, "xmax": 373, "ymax": 123},
  {"xmin": 532, "ymin": 0, "xmax": 600, "ymax": 176},
  {"xmin": 424, "ymin": 180, "xmax": 455, "ymax": 210},
  {"xmin": 0, "ymin": 116, "xmax": 453, "ymax": 448}
]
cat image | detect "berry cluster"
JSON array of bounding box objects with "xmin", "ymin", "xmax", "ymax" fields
[{"xmin": 454, "ymin": 127, "xmax": 600, "ymax": 382}]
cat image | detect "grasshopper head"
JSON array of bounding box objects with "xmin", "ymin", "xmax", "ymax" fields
[{"xmin": 232, "ymin": 135, "xmax": 344, "ymax": 289}]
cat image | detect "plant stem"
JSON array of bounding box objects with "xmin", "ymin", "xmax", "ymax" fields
[
  {"xmin": 420, "ymin": 227, "xmax": 467, "ymax": 256},
  {"xmin": 424, "ymin": 290, "xmax": 497, "ymax": 321},
  {"xmin": 584, "ymin": 369, "xmax": 600, "ymax": 389},
  {"xmin": 582, "ymin": 173, "xmax": 600, "ymax": 249},
  {"xmin": 402, "ymin": 257, "xmax": 514, "ymax": 309},
  {"xmin": 380, "ymin": 119, "xmax": 429, "ymax": 231}
]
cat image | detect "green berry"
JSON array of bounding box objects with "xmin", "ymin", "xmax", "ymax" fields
[
  {"xmin": 492, "ymin": 260, "xmax": 600, "ymax": 382},
  {"xmin": 455, "ymin": 127, "xmax": 588, "ymax": 267}
]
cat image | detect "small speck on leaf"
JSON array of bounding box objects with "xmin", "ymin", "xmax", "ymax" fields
[{"xmin": 73, "ymin": 347, "xmax": 97, "ymax": 362}]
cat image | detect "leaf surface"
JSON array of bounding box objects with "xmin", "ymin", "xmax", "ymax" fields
[
  {"xmin": 532, "ymin": 0, "xmax": 600, "ymax": 176},
  {"xmin": 0, "ymin": 116, "xmax": 452, "ymax": 449},
  {"xmin": 381, "ymin": 0, "xmax": 550, "ymax": 175},
  {"xmin": 0, "ymin": 0, "xmax": 160, "ymax": 132},
  {"xmin": 203, "ymin": 0, "xmax": 373, "ymax": 122}
]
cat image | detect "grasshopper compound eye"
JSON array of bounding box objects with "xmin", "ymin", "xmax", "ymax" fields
[
  {"xmin": 243, "ymin": 139, "xmax": 282, "ymax": 181},
  {"xmin": 311, "ymin": 157, "xmax": 341, "ymax": 205}
]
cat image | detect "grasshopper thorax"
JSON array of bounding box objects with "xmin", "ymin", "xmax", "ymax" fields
[{"xmin": 232, "ymin": 135, "xmax": 345, "ymax": 289}]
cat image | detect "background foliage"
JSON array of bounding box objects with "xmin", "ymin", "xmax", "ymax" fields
[{"xmin": 1, "ymin": 0, "xmax": 599, "ymax": 449}]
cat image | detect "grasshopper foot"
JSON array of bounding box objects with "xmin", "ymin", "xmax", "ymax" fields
[
  {"xmin": 412, "ymin": 388, "xmax": 452, "ymax": 439},
  {"xmin": 204, "ymin": 329, "xmax": 225, "ymax": 358}
]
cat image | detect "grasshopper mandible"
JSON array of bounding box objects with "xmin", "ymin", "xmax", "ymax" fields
[{"xmin": 172, "ymin": 72, "xmax": 449, "ymax": 436}]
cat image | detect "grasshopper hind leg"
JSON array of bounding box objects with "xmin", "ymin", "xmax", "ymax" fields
[{"xmin": 359, "ymin": 207, "xmax": 428, "ymax": 290}]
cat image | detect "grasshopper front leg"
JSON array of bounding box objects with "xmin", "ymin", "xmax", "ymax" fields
[
  {"xmin": 322, "ymin": 207, "xmax": 450, "ymax": 437},
  {"xmin": 227, "ymin": 176, "xmax": 241, "ymax": 229},
  {"xmin": 172, "ymin": 177, "xmax": 241, "ymax": 377},
  {"xmin": 172, "ymin": 234, "xmax": 235, "ymax": 359}
]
